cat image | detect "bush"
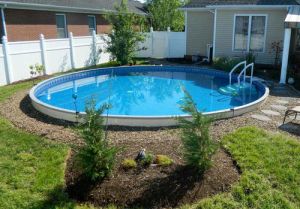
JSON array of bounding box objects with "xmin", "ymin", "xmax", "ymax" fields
[
  {"xmin": 121, "ymin": 159, "xmax": 137, "ymax": 170},
  {"xmin": 76, "ymin": 99, "xmax": 119, "ymax": 181},
  {"xmin": 213, "ymin": 57, "xmax": 243, "ymax": 72},
  {"xmin": 154, "ymin": 155, "xmax": 173, "ymax": 167},
  {"xmin": 177, "ymin": 89, "xmax": 217, "ymax": 174},
  {"xmin": 141, "ymin": 153, "xmax": 154, "ymax": 167}
]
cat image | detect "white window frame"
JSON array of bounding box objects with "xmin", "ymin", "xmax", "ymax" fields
[
  {"xmin": 56, "ymin": 13, "xmax": 68, "ymax": 38},
  {"xmin": 88, "ymin": 15, "xmax": 97, "ymax": 34},
  {"xmin": 232, "ymin": 14, "xmax": 268, "ymax": 53}
]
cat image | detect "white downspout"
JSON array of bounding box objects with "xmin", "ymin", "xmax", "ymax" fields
[
  {"xmin": 213, "ymin": 9, "xmax": 217, "ymax": 60},
  {"xmin": 280, "ymin": 28, "xmax": 292, "ymax": 84},
  {"xmin": 184, "ymin": 10, "xmax": 187, "ymax": 56},
  {"xmin": 1, "ymin": 7, "xmax": 7, "ymax": 37}
]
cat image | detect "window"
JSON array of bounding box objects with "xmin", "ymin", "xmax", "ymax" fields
[
  {"xmin": 88, "ymin": 15, "xmax": 96, "ymax": 35},
  {"xmin": 233, "ymin": 15, "xmax": 267, "ymax": 52},
  {"xmin": 56, "ymin": 14, "xmax": 67, "ymax": 38}
]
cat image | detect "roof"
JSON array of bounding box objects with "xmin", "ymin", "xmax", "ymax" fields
[
  {"xmin": 183, "ymin": 0, "xmax": 300, "ymax": 8},
  {"xmin": 0, "ymin": 0, "xmax": 147, "ymax": 15},
  {"xmin": 285, "ymin": 5, "xmax": 300, "ymax": 23}
]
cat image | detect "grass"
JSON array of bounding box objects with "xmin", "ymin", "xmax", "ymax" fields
[{"xmin": 184, "ymin": 127, "xmax": 300, "ymax": 209}]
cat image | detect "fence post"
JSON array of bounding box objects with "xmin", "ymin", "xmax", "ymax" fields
[
  {"xmin": 150, "ymin": 27, "xmax": 154, "ymax": 58},
  {"xmin": 167, "ymin": 27, "xmax": 171, "ymax": 58},
  {"xmin": 2, "ymin": 36, "xmax": 13, "ymax": 84},
  {"xmin": 69, "ymin": 32, "xmax": 76, "ymax": 69},
  {"xmin": 39, "ymin": 34, "xmax": 48, "ymax": 75},
  {"xmin": 92, "ymin": 30, "xmax": 97, "ymax": 65}
]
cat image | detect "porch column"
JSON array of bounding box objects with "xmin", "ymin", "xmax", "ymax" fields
[{"xmin": 280, "ymin": 28, "xmax": 292, "ymax": 84}]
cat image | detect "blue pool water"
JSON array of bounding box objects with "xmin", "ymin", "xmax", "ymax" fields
[{"xmin": 35, "ymin": 66, "xmax": 265, "ymax": 117}]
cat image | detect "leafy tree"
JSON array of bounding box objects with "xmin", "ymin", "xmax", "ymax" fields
[
  {"xmin": 177, "ymin": 89, "xmax": 217, "ymax": 174},
  {"xmin": 146, "ymin": 0, "xmax": 186, "ymax": 31},
  {"xmin": 105, "ymin": 0, "xmax": 146, "ymax": 65},
  {"xmin": 76, "ymin": 99, "xmax": 119, "ymax": 181}
]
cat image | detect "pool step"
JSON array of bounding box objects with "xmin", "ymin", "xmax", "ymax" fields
[{"xmin": 219, "ymin": 83, "xmax": 252, "ymax": 96}]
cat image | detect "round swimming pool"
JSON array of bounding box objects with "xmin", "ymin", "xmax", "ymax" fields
[{"xmin": 30, "ymin": 66, "xmax": 269, "ymax": 127}]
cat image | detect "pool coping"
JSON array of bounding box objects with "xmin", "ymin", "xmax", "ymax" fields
[{"xmin": 29, "ymin": 65, "xmax": 270, "ymax": 127}]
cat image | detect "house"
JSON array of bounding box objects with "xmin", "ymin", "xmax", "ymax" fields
[
  {"xmin": 0, "ymin": 0, "xmax": 146, "ymax": 42},
  {"xmin": 182, "ymin": 0, "xmax": 300, "ymax": 83}
]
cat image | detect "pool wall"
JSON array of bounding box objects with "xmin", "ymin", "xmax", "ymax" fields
[{"xmin": 30, "ymin": 66, "xmax": 269, "ymax": 127}]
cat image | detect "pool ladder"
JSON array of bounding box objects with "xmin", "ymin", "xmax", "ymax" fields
[{"xmin": 229, "ymin": 61, "xmax": 254, "ymax": 86}]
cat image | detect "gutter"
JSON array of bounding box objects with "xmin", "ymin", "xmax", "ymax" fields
[
  {"xmin": 181, "ymin": 4, "xmax": 292, "ymax": 11},
  {"xmin": 0, "ymin": 1, "xmax": 147, "ymax": 15}
]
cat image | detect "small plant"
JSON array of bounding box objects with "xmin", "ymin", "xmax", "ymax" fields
[
  {"xmin": 270, "ymin": 40, "xmax": 283, "ymax": 69},
  {"xmin": 76, "ymin": 99, "xmax": 119, "ymax": 181},
  {"xmin": 154, "ymin": 155, "xmax": 173, "ymax": 167},
  {"xmin": 141, "ymin": 153, "xmax": 154, "ymax": 167},
  {"xmin": 245, "ymin": 52, "xmax": 256, "ymax": 64},
  {"xmin": 29, "ymin": 63, "xmax": 45, "ymax": 77},
  {"xmin": 177, "ymin": 89, "xmax": 217, "ymax": 174},
  {"xmin": 121, "ymin": 158, "xmax": 137, "ymax": 170}
]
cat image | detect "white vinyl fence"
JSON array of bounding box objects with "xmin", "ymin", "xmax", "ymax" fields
[{"xmin": 0, "ymin": 28, "xmax": 186, "ymax": 86}]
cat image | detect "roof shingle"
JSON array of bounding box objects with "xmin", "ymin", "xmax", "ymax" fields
[
  {"xmin": 184, "ymin": 0, "xmax": 299, "ymax": 8},
  {"xmin": 0, "ymin": 0, "xmax": 146, "ymax": 14}
]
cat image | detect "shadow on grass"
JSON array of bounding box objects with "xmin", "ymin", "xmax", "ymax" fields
[
  {"xmin": 29, "ymin": 185, "xmax": 76, "ymax": 209},
  {"xmin": 128, "ymin": 165, "xmax": 202, "ymax": 209}
]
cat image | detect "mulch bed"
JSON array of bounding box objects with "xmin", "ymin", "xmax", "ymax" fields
[{"xmin": 65, "ymin": 148, "xmax": 240, "ymax": 209}]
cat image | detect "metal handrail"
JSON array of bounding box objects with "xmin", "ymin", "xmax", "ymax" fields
[
  {"xmin": 229, "ymin": 61, "xmax": 247, "ymax": 85},
  {"xmin": 237, "ymin": 63, "xmax": 254, "ymax": 86}
]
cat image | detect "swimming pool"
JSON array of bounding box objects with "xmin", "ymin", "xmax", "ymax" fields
[{"xmin": 30, "ymin": 66, "xmax": 269, "ymax": 127}]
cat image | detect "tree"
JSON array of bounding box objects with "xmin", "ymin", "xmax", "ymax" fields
[
  {"xmin": 76, "ymin": 99, "xmax": 119, "ymax": 181},
  {"xmin": 146, "ymin": 0, "xmax": 186, "ymax": 32},
  {"xmin": 177, "ymin": 89, "xmax": 217, "ymax": 174},
  {"xmin": 105, "ymin": 0, "xmax": 146, "ymax": 65}
]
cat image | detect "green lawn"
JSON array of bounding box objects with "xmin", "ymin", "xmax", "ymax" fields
[
  {"xmin": 184, "ymin": 127, "xmax": 300, "ymax": 209},
  {"xmin": 0, "ymin": 68, "xmax": 299, "ymax": 208}
]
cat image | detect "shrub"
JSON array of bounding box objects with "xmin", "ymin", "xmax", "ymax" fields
[
  {"xmin": 154, "ymin": 155, "xmax": 173, "ymax": 167},
  {"xmin": 213, "ymin": 57, "xmax": 243, "ymax": 72},
  {"xmin": 76, "ymin": 99, "xmax": 119, "ymax": 181},
  {"xmin": 105, "ymin": 0, "xmax": 146, "ymax": 65},
  {"xmin": 121, "ymin": 158, "xmax": 137, "ymax": 170},
  {"xmin": 177, "ymin": 89, "xmax": 217, "ymax": 174},
  {"xmin": 141, "ymin": 153, "xmax": 154, "ymax": 167}
]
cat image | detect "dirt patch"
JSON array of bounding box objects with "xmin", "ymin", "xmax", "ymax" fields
[{"xmin": 66, "ymin": 148, "xmax": 239, "ymax": 209}]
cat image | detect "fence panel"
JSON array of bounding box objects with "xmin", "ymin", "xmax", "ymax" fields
[
  {"xmin": 0, "ymin": 45, "xmax": 7, "ymax": 86},
  {"xmin": 9, "ymin": 41, "xmax": 42, "ymax": 81},
  {"xmin": 0, "ymin": 29, "xmax": 186, "ymax": 86},
  {"xmin": 169, "ymin": 32, "xmax": 186, "ymax": 58},
  {"xmin": 45, "ymin": 38, "xmax": 72, "ymax": 74}
]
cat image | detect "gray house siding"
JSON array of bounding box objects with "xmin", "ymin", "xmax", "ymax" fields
[
  {"xmin": 186, "ymin": 8, "xmax": 287, "ymax": 65},
  {"xmin": 215, "ymin": 9, "xmax": 287, "ymax": 65},
  {"xmin": 186, "ymin": 11, "xmax": 214, "ymax": 56}
]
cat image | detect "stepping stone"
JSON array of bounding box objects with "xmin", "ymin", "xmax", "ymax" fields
[
  {"xmin": 270, "ymin": 105, "xmax": 287, "ymax": 111},
  {"xmin": 276, "ymin": 100, "xmax": 289, "ymax": 105},
  {"xmin": 251, "ymin": 114, "xmax": 271, "ymax": 122},
  {"xmin": 261, "ymin": 110, "xmax": 281, "ymax": 116}
]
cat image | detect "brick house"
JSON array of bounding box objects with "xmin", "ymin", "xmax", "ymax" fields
[{"xmin": 0, "ymin": 0, "xmax": 146, "ymax": 42}]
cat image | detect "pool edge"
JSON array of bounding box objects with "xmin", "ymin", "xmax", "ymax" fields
[{"xmin": 29, "ymin": 66, "xmax": 270, "ymax": 127}]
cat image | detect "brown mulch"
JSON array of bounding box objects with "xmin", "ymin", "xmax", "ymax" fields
[{"xmin": 65, "ymin": 148, "xmax": 240, "ymax": 209}]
